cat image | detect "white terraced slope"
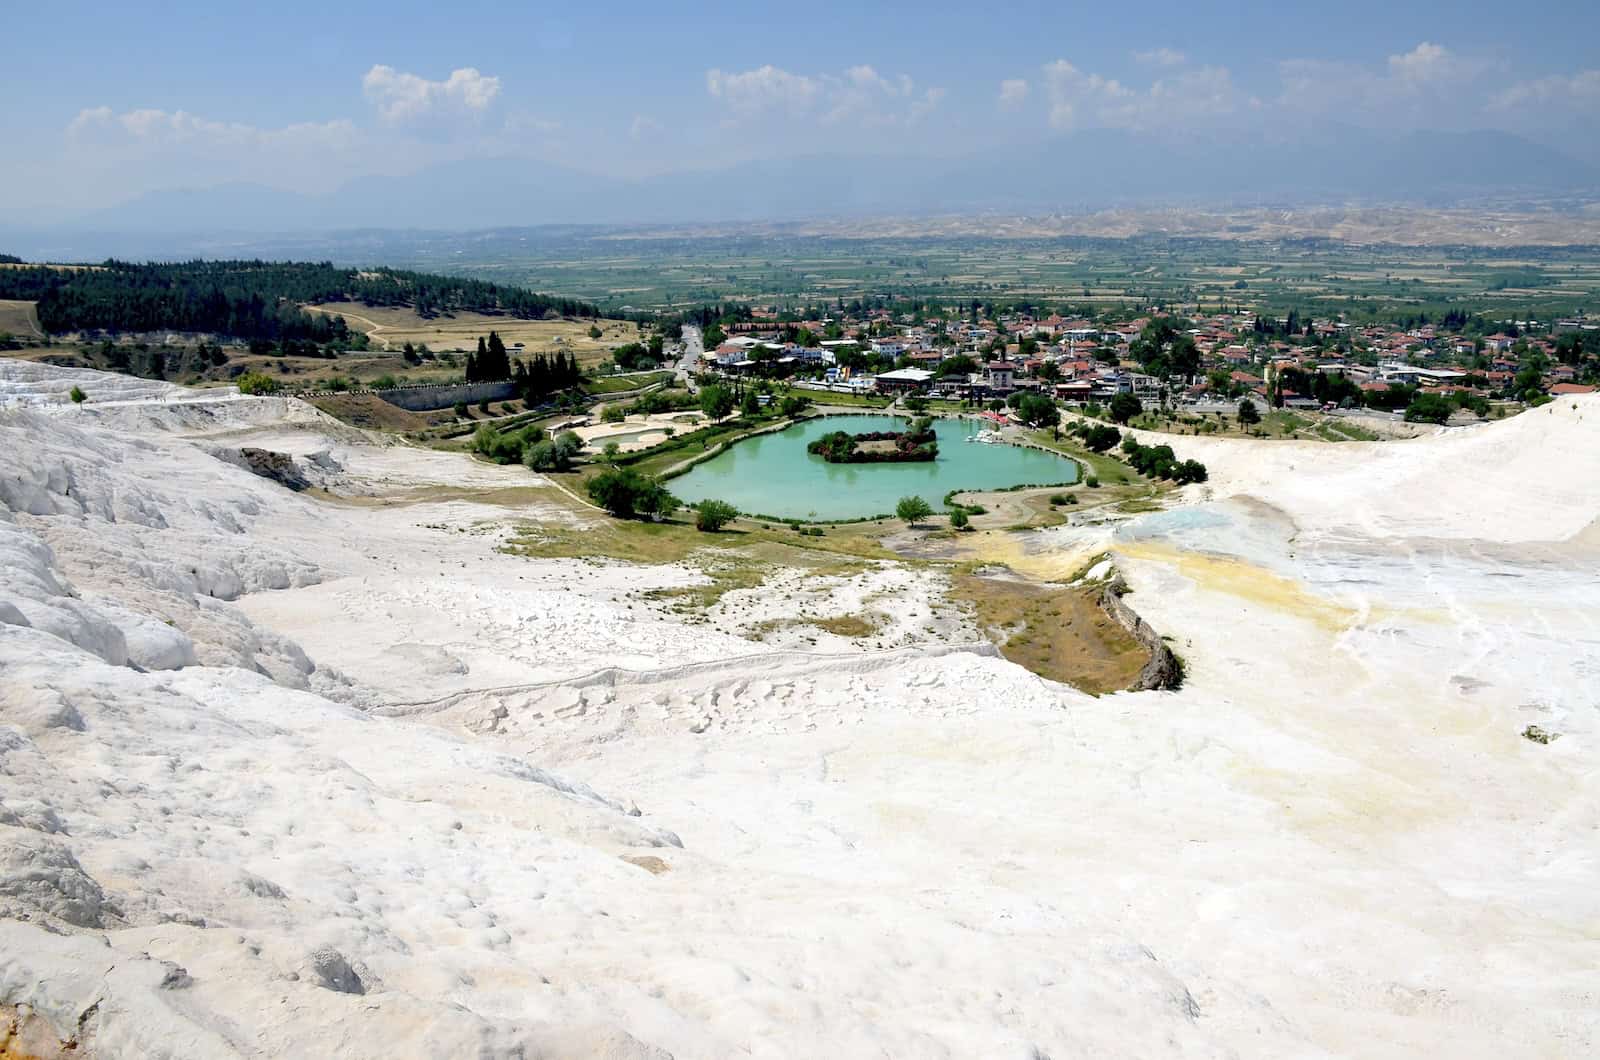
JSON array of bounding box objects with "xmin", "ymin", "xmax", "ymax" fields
[{"xmin": 1, "ymin": 361, "xmax": 1596, "ymax": 1058}]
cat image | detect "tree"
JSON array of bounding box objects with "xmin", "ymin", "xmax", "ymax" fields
[
  {"xmin": 948, "ymin": 506, "xmax": 970, "ymax": 530},
  {"xmin": 1016, "ymin": 393, "xmax": 1060, "ymax": 432},
  {"xmin": 1404, "ymin": 392, "xmax": 1454, "ymax": 424},
  {"xmin": 904, "ymin": 394, "xmax": 929, "ymax": 414},
  {"xmin": 1082, "ymin": 424, "xmax": 1121, "ymax": 452},
  {"xmin": 602, "ymin": 403, "xmax": 627, "ymax": 423},
  {"xmin": 586, "ymin": 468, "xmax": 677, "ymax": 520},
  {"xmin": 692, "ymin": 499, "xmax": 739, "ymax": 532},
  {"xmin": 68, "ymin": 385, "xmax": 86, "ymax": 405},
  {"xmin": 779, "ymin": 394, "xmax": 811, "ymax": 419},
  {"xmin": 588, "ymin": 324, "xmax": 602, "ymax": 339},
  {"xmin": 602, "ymin": 441, "xmax": 621, "ymax": 462},
  {"xmin": 700, "ymin": 384, "xmax": 735, "ymax": 420},
  {"xmin": 1109, "ymin": 392, "xmax": 1142, "ymax": 424},
  {"xmin": 740, "ymin": 388, "xmax": 762, "ymax": 418},
  {"xmin": 1237, "ymin": 398, "xmax": 1261, "ymax": 426},
  {"xmin": 896, "ymin": 495, "xmax": 933, "ymax": 525}
]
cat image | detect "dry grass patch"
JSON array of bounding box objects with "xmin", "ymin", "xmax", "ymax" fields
[
  {"xmin": 309, "ymin": 302, "xmax": 637, "ymax": 365},
  {"xmin": 950, "ymin": 571, "xmax": 1148, "ymax": 694},
  {"xmin": 0, "ymin": 300, "xmax": 43, "ymax": 338}
]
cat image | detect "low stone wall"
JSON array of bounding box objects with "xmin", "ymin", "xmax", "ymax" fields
[
  {"xmin": 376, "ymin": 381, "xmax": 518, "ymax": 411},
  {"xmin": 1098, "ymin": 573, "xmax": 1183, "ymax": 691}
]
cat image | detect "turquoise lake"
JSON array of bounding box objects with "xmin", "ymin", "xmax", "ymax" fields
[{"xmin": 668, "ymin": 415, "xmax": 1081, "ymax": 520}]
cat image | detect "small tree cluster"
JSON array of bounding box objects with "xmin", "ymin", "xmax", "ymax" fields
[
  {"xmin": 586, "ymin": 468, "xmax": 678, "ymax": 520},
  {"xmin": 1120, "ymin": 436, "xmax": 1208, "ymax": 484},
  {"xmin": 524, "ymin": 431, "xmax": 585, "ymax": 472}
]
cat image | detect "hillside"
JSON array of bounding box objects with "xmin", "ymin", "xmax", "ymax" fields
[
  {"xmin": 0, "ymin": 259, "xmax": 603, "ymax": 343},
  {"xmin": 2, "ymin": 364, "xmax": 1597, "ymax": 1057}
]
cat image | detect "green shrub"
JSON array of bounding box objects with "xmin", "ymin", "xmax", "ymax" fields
[
  {"xmin": 692, "ymin": 499, "xmax": 739, "ymax": 532},
  {"xmin": 236, "ymin": 372, "xmax": 281, "ymax": 395},
  {"xmin": 948, "ymin": 507, "xmax": 970, "ymax": 530},
  {"xmin": 1049, "ymin": 492, "xmax": 1077, "ymax": 506},
  {"xmin": 68, "ymin": 385, "xmax": 86, "ymax": 404},
  {"xmin": 1086, "ymin": 476, "xmax": 1100, "ymax": 488}
]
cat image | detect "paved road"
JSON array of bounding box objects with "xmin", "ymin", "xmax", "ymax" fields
[{"xmin": 676, "ymin": 325, "xmax": 703, "ymax": 391}]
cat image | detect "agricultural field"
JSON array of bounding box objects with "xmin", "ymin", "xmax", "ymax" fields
[
  {"xmin": 360, "ymin": 229, "xmax": 1600, "ymax": 322},
  {"xmin": 307, "ymin": 302, "xmax": 636, "ymax": 365}
]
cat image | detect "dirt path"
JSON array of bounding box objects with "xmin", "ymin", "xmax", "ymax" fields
[
  {"xmin": 0, "ymin": 299, "xmax": 45, "ymax": 339},
  {"xmin": 303, "ymin": 304, "xmax": 392, "ymax": 349}
]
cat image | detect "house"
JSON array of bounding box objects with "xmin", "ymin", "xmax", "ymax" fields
[
  {"xmin": 873, "ymin": 367, "xmax": 933, "ymax": 394},
  {"xmin": 1549, "ymin": 382, "xmax": 1596, "ymax": 396},
  {"xmin": 983, "ymin": 361, "xmax": 1015, "ymax": 391}
]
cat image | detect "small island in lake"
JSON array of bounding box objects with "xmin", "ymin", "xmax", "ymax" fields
[{"xmin": 807, "ymin": 416, "xmax": 939, "ymax": 463}]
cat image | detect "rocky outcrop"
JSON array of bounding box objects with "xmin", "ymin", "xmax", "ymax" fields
[
  {"xmin": 233, "ymin": 448, "xmax": 310, "ymax": 492},
  {"xmin": 1098, "ymin": 573, "xmax": 1183, "ymax": 691}
]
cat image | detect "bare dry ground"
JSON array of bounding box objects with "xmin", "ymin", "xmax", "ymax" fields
[{"xmin": 307, "ymin": 303, "xmax": 638, "ymax": 364}]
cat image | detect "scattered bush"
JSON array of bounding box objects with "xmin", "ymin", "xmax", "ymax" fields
[
  {"xmin": 1049, "ymin": 492, "xmax": 1077, "ymax": 506},
  {"xmin": 692, "ymin": 499, "xmax": 739, "ymax": 532},
  {"xmin": 68, "ymin": 385, "xmax": 86, "ymax": 404},
  {"xmin": 948, "ymin": 507, "xmax": 970, "ymax": 530},
  {"xmin": 601, "ymin": 403, "xmax": 627, "ymax": 423},
  {"xmin": 1086, "ymin": 476, "xmax": 1101, "ymax": 488},
  {"xmin": 236, "ymin": 371, "xmax": 281, "ymax": 395}
]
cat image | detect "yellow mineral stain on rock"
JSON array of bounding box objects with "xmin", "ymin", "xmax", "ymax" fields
[{"xmin": 1116, "ymin": 539, "xmax": 1356, "ymax": 632}]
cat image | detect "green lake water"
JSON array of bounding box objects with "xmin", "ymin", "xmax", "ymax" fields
[{"xmin": 668, "ymin": 415, "xmax": 1081, "ymax": 520}]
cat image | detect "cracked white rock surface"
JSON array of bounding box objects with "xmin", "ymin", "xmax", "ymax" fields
[{"xmin": 1, "ymin": 362, "xmax": 1597, "ymax": 1058}]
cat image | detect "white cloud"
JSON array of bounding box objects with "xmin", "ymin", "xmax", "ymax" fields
[
  {"xmin": 1134, "ymin": 48, "xmax": 1187, "ymax": 68},
  {"xmin": 705, "ymin": 65, "xmax": 822, "ymax": 116},
  {"xmin": 1276, "ymin": 42, "xmax": 1483, "ymax": 127},
  {"xmin": 1488, "ymin": 69, "xmax": 1600, "ymax": 112},
  {"xmin": 706, "ymin": 64, "xmax": 942, "ymax": 128},
  {"xmin": 67, "ymin": 106, "xmax": 355, "ymax": 151},
  {"xmin": 629, "ymin": 114, "xmax": 663, "ymax": 140},
  {"xmin": 998, "ymin": 78, "xmax": 1030, "ymax": 107},
  {"xmin": 362, "ymin": 65, "xmax": 501, "ymax": 126},
  {"xmin": 1043, "ymin": 59, "xmax": 1249, "ymax": 132}
]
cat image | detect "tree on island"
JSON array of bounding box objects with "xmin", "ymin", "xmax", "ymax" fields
[{"xmin": 896, "ymin": 495, "xmax": 933, "ymax": 526}]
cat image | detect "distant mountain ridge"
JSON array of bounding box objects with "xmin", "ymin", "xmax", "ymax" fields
[{"xmin": 47, "ymin": 126, "xmax": 1600, "ymax": 235}]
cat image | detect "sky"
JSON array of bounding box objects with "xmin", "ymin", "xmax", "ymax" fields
[{"xmin": 4, "ymin": 0, "xmax": 1597, "ymax": 217}]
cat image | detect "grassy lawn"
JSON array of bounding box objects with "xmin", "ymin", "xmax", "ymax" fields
[
  {"xmin": 583, "ymin": 371, "xmax": 671, "ymax": 394},
  {"xmin": 805, "ymin": 390, "xmax": 893, "ymax": 409}
]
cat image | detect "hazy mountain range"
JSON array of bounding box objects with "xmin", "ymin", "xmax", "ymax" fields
[{"xmin": 10, "ymin": 126, "xmax": 1597, "ymax": 242}]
